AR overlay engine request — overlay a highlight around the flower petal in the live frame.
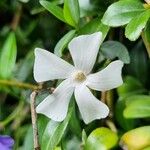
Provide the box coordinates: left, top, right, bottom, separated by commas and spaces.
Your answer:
86, 60, 124, 91
36, 79, 74, 122
68, 32, 102, 74
0, 136, 14, 148
34, 48, 75, 82
0, 143, 7, 150
75, 85, 109, 124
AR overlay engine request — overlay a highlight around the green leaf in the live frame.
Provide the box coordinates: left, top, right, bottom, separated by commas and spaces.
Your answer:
102, 0, 145, 27
124, 95, 150, 118
22, 126, 33, 150
100, 41, 130, 64
82, 129, 87, 145
40, 0, 66, 23
79, 17, 109, 41
54, 30, 76, 57
38, 115, 49, 144
84, 127, 118, 150
120, 126, 150, 150
63, 0, 80, 27
0, 32, 17, 79
127, 41, 149, 85
69, 102, 82, 137
144, 19, 150, 43
117, 76, 146, 98
115, 98, 136, 131
41, 102, 74, 150
125, 9, 150, 41
143, 146, 150, 150
15, 50, 34, 81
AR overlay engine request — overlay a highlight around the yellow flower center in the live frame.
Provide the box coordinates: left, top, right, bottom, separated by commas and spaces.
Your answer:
73, 71, 86, 82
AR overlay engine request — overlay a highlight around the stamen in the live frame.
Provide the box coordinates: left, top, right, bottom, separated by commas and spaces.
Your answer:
73, 71, 86, 82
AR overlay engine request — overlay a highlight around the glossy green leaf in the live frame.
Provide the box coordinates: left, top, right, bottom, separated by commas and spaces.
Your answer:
115, 98, 136, 131
0, 32, 17, 79
102, 0, 145, 27
127, 41, 149, 85
40, 0, 66, 23
120, 126, 150, 150
63, 0, 80, 27
41, 102, 74, 150
117, 76, 146, 98
38, 115, 49, 143
100, 41, 130, 64
124, 95, 150, 118
125, 9, 150, 41
79, 17, 109, 41
84, 127, 118, 150
54, 30, 76, 57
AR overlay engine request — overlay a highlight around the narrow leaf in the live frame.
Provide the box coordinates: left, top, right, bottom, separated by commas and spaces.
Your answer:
54, 30, 76, 57
40, 0, 66, 23
0, 32, 17, 79
63, 0, 80, 27
41, 102, 74, 150
15, 50, 34, 81
22, 126, 33, 150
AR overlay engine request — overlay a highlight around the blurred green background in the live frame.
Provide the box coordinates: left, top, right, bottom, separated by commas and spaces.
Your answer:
0, 0, 150, 150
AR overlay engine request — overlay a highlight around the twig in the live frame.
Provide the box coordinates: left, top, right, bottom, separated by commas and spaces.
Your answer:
11, 4, 22, 31
0, 79, 41, 90
30, 91, 40, 150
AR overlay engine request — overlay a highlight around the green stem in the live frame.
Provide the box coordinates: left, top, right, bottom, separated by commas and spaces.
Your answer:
0, 79, 41, 90
0, 100, 24, 128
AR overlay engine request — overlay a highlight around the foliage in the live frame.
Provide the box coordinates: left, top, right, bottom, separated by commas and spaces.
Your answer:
0, 0, 150, 150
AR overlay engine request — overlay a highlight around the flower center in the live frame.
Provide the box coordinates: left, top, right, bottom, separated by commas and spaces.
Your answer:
73, 71, 86, 82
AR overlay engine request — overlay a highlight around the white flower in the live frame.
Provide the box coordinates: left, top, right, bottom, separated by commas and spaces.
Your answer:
34, 32, 124, 124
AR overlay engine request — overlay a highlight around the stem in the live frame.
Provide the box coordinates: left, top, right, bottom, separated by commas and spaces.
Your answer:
0, 100, 24, 129
106, 120, 117, 133
11, 106, 29, 130
141, 32, 150, 57
30, 91, 40, 150
101, 91, 107, 103
0, 79, 41, 90
11, 4, 22, 30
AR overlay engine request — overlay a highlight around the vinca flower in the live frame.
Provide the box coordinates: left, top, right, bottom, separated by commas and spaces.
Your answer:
0, 135, 14, 150
34, 32, 124, 124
